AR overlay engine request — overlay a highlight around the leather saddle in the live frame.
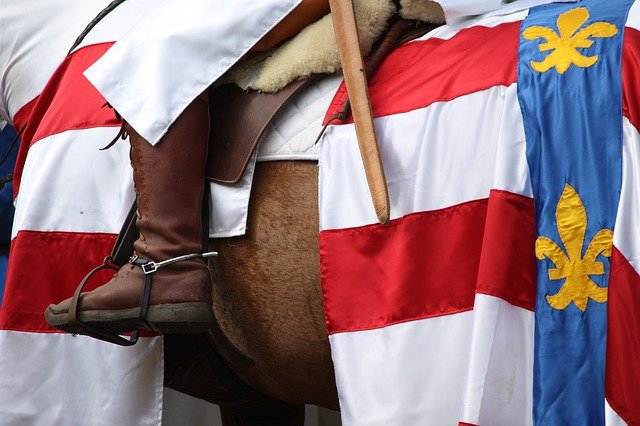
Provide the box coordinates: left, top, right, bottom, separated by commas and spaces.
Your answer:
205, 78, 312, 184
205, 19, 437, 185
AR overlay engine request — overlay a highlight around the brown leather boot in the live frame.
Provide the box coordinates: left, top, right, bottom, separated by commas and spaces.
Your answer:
45, 97, 214, 338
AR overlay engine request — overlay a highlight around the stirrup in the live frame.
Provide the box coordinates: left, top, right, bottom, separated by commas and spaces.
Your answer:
67, 251, 217, 347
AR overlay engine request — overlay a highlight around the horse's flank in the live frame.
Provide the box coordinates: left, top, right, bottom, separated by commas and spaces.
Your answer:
210, 160, 338, 409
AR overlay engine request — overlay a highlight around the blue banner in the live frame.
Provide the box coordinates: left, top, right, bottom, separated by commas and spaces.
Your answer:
0, 124, 18, 306
518, 0, 633, 423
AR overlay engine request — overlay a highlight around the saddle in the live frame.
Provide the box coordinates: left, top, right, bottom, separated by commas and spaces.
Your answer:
205, 78, 312, 184
206, 18, 436, 185
67, 0, 438, 403
99, 15, 437, 397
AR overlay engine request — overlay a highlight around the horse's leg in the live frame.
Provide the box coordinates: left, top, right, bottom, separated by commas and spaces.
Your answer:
210, 160, 339, 409
164, 334, 305, 425
219, 400, 305, 426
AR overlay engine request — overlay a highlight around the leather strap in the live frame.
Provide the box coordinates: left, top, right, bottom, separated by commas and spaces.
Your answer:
329, 0, 390, 224
206, 78, 313, 184
68, 0, 127, 55
110, 201, 139, 267
68, 256, 140, 346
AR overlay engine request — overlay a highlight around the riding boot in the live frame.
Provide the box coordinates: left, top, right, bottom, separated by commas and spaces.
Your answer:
44, 97, 213, 335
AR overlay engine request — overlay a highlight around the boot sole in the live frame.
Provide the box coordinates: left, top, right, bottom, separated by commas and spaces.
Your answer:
45, 302, 213, 335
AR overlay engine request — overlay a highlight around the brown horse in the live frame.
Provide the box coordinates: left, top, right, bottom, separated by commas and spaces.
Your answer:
0, 1, 445, 423
165, 160, 337, 425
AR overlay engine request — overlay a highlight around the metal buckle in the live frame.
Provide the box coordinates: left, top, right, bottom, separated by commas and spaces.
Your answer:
138, 251, 218, 275
141, 262, 158, 275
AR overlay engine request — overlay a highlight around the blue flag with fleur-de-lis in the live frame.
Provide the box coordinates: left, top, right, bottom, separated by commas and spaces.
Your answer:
518, 0, 634, 423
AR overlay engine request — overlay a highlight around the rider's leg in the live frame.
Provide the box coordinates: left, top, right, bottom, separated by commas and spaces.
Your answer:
45, 95, 213, 334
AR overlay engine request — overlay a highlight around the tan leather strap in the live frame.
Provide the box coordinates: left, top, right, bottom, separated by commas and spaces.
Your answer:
329, 0, 390, 224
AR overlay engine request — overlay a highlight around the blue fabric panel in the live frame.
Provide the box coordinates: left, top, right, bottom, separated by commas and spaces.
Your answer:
518, 0, 633, 423
0, 125, 18, 248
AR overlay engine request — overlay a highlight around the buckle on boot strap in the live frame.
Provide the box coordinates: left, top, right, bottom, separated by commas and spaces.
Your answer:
131, 251, 218, 275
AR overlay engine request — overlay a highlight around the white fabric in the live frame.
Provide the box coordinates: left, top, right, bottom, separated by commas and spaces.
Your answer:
436, 0, 576, 27
605, 400, 628, 426
319, 84, 522, 231
257, 75, 342, 162
0, 331, 164, 426
422, 9, 529, 40
85, 0, 303, 145
614, 118, 640, 274
330, 312, 474, 426
12, 127, 134, 237
626, 0, 640, 30
0, 0, 112, 121
208, 152, 256, 238
318, 49, 535, 423
1, 0, 327, 239
459, 295, 534, 426
71, 0, 162, 54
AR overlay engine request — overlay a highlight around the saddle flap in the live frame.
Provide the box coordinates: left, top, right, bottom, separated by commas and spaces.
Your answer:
206, 78, 313, 184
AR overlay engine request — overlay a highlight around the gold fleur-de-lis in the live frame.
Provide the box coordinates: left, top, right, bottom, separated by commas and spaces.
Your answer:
535, 184, 612, 311
523, 7, 618, 74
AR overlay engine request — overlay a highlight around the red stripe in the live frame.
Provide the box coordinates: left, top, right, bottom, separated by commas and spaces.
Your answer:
0, 230, 116, 332
605, 247, 640, 424
320, 190, 535, 334
320, 199, 485, 334
458, 423, 479, 426
623, 27, 640, 131
476, 190, 536, 311
11, 97, 38, 200
12, 42, 118, 198
324, 22, 520, 124
11, 97, 37, 135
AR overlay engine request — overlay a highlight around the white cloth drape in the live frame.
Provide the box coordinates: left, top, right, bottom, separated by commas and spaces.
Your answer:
85, 0, 302, 145
436, 0, 577, 27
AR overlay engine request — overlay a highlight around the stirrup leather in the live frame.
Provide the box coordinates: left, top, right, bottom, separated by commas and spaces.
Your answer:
68, 251, 217, 347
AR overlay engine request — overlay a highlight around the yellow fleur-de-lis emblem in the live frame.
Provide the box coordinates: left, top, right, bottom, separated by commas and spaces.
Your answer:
523, 7, 618, 74
535, 184, 612, 311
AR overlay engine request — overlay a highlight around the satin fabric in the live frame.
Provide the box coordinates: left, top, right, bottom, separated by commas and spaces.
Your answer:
519, 0, 633, 423
85, 0, 302, 145
437, 0, 577, 27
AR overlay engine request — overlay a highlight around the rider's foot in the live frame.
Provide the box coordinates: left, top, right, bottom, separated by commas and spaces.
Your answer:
44, 96, 213, 338
45, 258, 213, 334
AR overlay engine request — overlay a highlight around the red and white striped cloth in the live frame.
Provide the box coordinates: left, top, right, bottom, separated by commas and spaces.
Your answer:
0, 0, 294, 422
319, 6, 640, 425
0, 2, 169, 424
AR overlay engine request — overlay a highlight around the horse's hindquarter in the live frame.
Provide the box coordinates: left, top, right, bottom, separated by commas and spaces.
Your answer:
210, 160, 338, 409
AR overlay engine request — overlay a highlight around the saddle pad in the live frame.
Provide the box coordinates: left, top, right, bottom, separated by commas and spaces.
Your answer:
257, 74, 342, 161
207, 74, 342, 239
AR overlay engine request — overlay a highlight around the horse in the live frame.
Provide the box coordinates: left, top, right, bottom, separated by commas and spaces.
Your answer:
141, 2, 640, 424
0, 1, 446, 424
164, 160, 338, 424
5, 1, 639, 425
